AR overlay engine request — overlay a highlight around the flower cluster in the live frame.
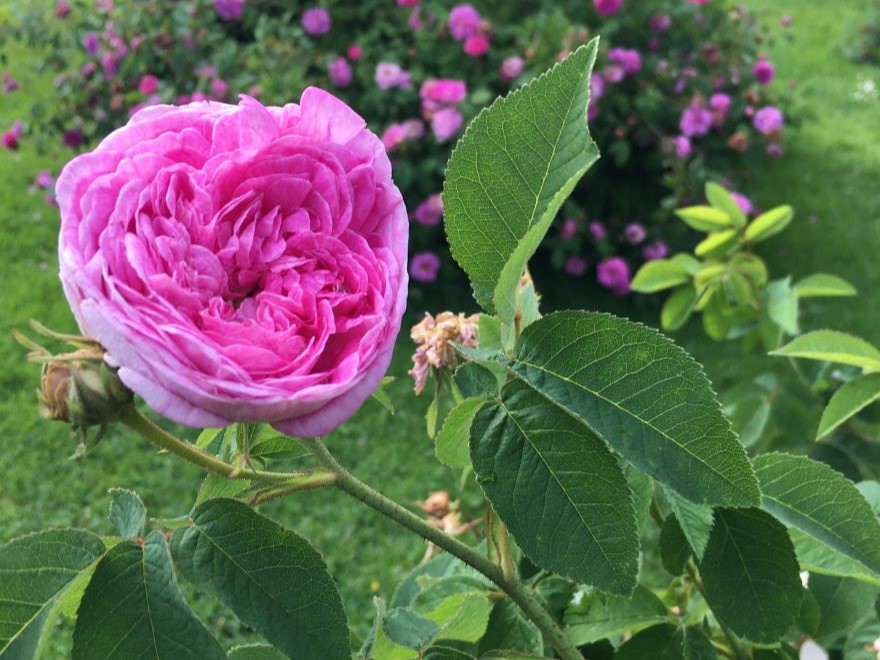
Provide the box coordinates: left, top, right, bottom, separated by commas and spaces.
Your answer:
3, 0, 794, 296
408, 312, 479, 395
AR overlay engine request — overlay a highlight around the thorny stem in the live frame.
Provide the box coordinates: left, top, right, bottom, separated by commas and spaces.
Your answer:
300, 436, 584, 660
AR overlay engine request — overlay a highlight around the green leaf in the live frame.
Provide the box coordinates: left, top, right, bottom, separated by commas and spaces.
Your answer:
0, 529, 105, 656
613, 623, 718, 660
702, 287, 732, 340
107, 488, 146, 538
753, 453, 880, 576
564, 585, 669, 646
698, 508, 802, 644
196, 427, 223, 450
631, 259, 691, 293
454, 362, 502, 399
436, 398, 486, 469
706, 182, 747, 228
367, 599, 420, 660
665, 490, 714, 561
744, 205, 794, 243
660, 515, 691, 576
372, 377, 396, 414
794, 273, 857, 298
843, 613, 880, 660
770, 330, 880, 371
424, 648, 477, 660
72, 532, 224, 660
763, 278, 799, 336
419, 592, 490, 643
506, 312, 760, 507
796, 588, 821, 636
792, 529, 880, 586
227, 644, 288, 660
694, 229, 741, 259
857, 481, 880, 514
383, 608, 442, 650
443, 40, 599, 318
478, 315, 503, 351
194, 474, 253, 506
172, 498, 349, 660
477, 599, 543, 656
808, 574, 879, 642
817, 373, 880, 439
675, 206, 733, 232
470, 379, 639, 594
661, 284, 699, 332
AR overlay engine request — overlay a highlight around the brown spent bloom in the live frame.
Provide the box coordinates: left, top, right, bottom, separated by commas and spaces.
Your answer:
408, 312, 479, 394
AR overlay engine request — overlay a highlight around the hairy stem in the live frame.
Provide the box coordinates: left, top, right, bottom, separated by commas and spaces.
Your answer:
121, 407, 298, 484
301, 437, 583, 660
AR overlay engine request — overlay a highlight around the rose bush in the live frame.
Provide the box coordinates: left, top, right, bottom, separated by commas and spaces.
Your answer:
57, 89, 408, 436
1, 0, 794, 296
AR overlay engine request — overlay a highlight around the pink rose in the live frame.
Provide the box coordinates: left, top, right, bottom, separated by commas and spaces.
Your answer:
463, 33, 490, 57
56, 90, 408, 437
430, 107, 463, 142
138, 74, 158, 96
594, 0, 622, 17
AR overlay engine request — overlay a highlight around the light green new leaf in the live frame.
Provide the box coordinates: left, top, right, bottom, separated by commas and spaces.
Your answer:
107, 488, 146, 538
506, 312, 760, 507
744, 205, 794, 243
661, 284, 700, 332
695, 229, 741, 259
196, 427, 223, 450
665, 489, 714, 561
675, 206, 732, 232
564, 585, 669, 646
817, 373, 880, 439
706, 182, 747, 228
420, 592, 490, 643
792, 529, 880, 586
794, 273, 857, 298
770, 330, 880, 371
631, 259, 692, 293
470, 379, 639, 594
808, 574, 879, 643
699, 508, 802, 644
436, 398, 486, 469
172, 498, 349, 660
753, 453, 880, 577
0, 530, 105, 657
72, 532, 224, 660
443, 40, 599, 319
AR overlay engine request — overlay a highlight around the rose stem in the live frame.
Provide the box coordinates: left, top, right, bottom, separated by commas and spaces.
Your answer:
300, 436, 583, 660
120, 407, 325, 485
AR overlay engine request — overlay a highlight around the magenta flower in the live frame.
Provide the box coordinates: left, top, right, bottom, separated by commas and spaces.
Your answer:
55, 0, 71, 18
464, 33, 490, 57
590, 73, 606, 101
301, 7, 332, 36
411, 251, 441, 282
211, 79, 229, 100
430, 108, 463, 142
565, 256, 588, 276
709, 92, 731, 113
500, 56, 525, 82
597, 257, 631, 296
328, 57, 352, 87
374, 62, 403, 89
753, 106, 783, 136
753, 59, 775, 85
641, 240, 668, 261
56, 90, 408, 437
347, 44, 362, 61
730, 192, 754, 216
561, 218, 578, 240
397, 0, 420, 5
82, 32, 100, 57
674, 135, 692, 159
402, 119, 425, 140
138, 74, 159, 96
589, 221, 607, 241
34, 170, 55, 189
448, 4, 480, 41
650, 14, 672, 32
603, 65, 625, 84
381, 123, 407, 153
420, 79, 467, 106
2, 72, 20, 94
624, 223, 647, 245
608, 48, 642, 75
680, 105, 713, 137
594, 0, 622, 17
2, 120, 23, 151
214, 0, 245, 20
414, 195, 443, 226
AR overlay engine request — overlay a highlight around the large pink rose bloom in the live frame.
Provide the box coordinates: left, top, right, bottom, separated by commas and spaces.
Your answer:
57, 90, 408, 437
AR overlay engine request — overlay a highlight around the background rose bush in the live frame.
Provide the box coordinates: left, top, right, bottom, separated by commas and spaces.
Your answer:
1, 0, 794, 296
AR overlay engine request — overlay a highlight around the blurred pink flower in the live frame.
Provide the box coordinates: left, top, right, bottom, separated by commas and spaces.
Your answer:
214, 0, 244, 20
594, 0, 622, 16
414, 194, 443, 226
464, 34, 490, 57
680, 104, 713, 137
430, 108, 463, 142
500, 56, 524, 82
589, 221, 607, 241
138, 74, 158, 95
34, 170, 55, 189
301, 7, 332, 35
411, 251, 441, 282
753, 58, 775, 85
55, 0, 71, 18
753, 106, 783, 136
642, 240, 668, 261
381, 123, 407, 153
597, 257, 631, 296
347, 44, 362, 60
730, 191, 754, 215
328, 57, 352, 87
674, 135, 692, 158
449, 4, 480, 41
624, 223, 647, 245
561, 218, 578, 240
2, 120, 23, 151
402, 119, 425, 140
608, 48, 642, 75
565, 256, 588, 276
374, 62, 403, 89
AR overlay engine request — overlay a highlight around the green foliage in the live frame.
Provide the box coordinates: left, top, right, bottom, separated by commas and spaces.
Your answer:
436, 398, 486, 469
817, 373, 880, 439
106, 488, 146, 538
699, 508, 802, 643
72, 532, 224, 659
172, 498, 350, 660
754, 453, 880, 578
477, 600, 543, 656
771, 330, 880, 371
564, 586, 669, 646
504, 312, 759, 507
614, 624, 718, 660
443, 40, 599, 320
470, 379, 639, 594
0, 530, 105, 657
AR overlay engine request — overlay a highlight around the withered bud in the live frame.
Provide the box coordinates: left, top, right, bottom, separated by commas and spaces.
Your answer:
419, 490, 451, 518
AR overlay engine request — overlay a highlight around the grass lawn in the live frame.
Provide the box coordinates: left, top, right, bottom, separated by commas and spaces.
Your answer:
0, 0, 878, 654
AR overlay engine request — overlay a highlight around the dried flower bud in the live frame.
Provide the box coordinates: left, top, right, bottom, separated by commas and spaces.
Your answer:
419, 490, 451, 518
409, 312, 480, 394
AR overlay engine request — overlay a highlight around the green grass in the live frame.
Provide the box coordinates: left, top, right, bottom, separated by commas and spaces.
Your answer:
1, 0, 879, 654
